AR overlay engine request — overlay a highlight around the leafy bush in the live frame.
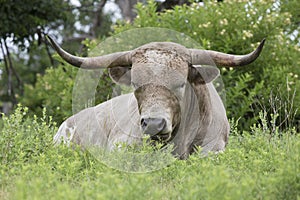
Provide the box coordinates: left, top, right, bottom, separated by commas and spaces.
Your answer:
114, 0, 300, 131
20, 67, 114, 124
224, 71, 265, 129
0, 106, 56, 165
0, 106, 299, 199
20, 65, 77, 123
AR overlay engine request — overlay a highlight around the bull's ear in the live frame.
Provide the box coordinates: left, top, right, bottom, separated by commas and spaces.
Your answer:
108, 67, 131, 86
188, 65, 220, 84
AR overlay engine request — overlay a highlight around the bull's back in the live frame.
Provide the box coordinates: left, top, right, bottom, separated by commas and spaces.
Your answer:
54, 93, 142, 149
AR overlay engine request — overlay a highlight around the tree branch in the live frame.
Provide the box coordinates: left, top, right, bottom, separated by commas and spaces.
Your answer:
0, 40, 12, 97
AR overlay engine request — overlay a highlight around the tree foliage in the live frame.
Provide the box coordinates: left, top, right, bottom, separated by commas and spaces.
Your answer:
0, 0, 70, 47
0, 0, 74, 108
0, 0, 114, 111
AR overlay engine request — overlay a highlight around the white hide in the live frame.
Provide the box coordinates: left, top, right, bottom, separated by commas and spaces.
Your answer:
54, 82, 229, 158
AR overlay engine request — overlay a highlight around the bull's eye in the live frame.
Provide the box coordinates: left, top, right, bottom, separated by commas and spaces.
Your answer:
131, 82, 138, 89
173, 82, 186, 96
176, 82, 186, 90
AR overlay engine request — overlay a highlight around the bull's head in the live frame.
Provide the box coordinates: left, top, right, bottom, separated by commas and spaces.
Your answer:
47, 36, 265, 142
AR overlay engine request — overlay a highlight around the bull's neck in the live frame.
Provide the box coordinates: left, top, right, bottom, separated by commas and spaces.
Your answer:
172, 82, 212, 159
190, 83, 212, 121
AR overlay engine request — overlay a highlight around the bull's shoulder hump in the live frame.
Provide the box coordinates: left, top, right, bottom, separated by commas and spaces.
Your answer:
94, 93, 135, 108
68, 93, 136, 121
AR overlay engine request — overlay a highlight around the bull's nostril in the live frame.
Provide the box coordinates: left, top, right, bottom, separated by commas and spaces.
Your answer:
157, 118, 166, 132
141, 117, 167, 135
141, 118, 148, 130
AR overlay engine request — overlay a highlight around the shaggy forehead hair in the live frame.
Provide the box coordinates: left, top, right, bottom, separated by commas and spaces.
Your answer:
132, 43, 190, 72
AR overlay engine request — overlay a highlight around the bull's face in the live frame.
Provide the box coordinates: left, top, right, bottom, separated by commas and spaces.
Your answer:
109, 47, 220, 142
131, 50, 189, 141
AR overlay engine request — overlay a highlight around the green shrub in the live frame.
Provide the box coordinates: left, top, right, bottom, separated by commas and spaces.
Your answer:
0, 106, 299, 199
224, 71, 265, 129
20, 65, 76, 123
0, 105, 56, 166
20, 65, 114, 124
20, 38, 115, 124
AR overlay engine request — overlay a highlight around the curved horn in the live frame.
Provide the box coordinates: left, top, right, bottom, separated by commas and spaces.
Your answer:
189, 39, 265, 67
46, 35, 132, 69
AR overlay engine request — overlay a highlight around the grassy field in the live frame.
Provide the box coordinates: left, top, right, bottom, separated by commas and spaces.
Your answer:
0, 106, 299, 200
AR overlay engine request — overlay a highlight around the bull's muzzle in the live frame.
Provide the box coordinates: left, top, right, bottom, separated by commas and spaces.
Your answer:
141, 117, 167, 138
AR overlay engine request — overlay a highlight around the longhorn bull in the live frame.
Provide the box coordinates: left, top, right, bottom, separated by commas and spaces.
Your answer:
47, 35, 265, 159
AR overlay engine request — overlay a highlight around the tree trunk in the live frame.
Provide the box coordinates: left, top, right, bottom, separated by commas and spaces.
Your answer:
0, 40, 12, 97
157, 0, 191, 12
91, 0, 108, 38
3, 39, 23, 97
115, 0, 140, 22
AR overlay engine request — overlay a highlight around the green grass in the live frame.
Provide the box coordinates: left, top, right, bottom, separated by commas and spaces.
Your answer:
0, 106, 299, 200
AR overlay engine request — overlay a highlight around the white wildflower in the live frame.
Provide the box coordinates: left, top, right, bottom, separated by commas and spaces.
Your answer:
242, 30, 253, 39
202, 22, 211, 28
220, 29, 226, 35
284, 18, 291, 25
220, 18, 228, 26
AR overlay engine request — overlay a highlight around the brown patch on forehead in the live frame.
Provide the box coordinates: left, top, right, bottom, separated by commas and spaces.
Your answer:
131, 42, 190, 76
